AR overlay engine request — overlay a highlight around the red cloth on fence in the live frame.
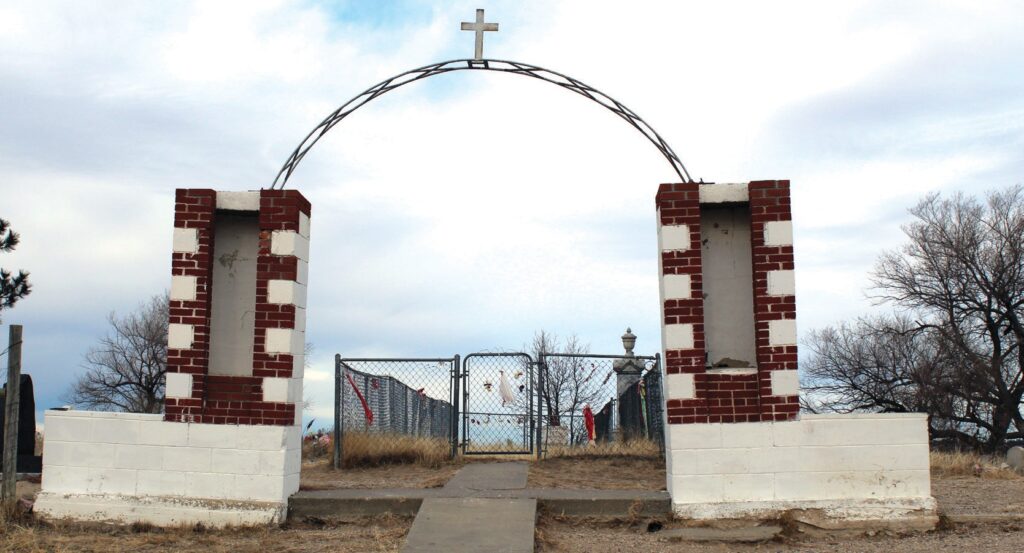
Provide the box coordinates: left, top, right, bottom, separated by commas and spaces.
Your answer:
583, 404, 595, 442
346, 371, 374, 425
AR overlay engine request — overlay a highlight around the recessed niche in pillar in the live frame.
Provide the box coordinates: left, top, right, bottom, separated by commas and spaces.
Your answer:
208, 211, 259, 376
700, 204, 757, 368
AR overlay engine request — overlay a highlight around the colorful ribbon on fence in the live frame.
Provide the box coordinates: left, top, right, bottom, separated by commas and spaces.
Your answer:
346, 370, 374, 425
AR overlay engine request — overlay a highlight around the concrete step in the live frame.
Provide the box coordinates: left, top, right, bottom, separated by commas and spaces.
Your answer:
402, 497, 536, 553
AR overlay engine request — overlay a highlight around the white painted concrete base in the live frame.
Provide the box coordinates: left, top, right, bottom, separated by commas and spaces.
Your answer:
33, 492, 286, 526
36, 410, 301, 527
666, 414, 936, 523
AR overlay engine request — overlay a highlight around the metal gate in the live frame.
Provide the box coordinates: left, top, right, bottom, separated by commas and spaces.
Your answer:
462, 353, 535, 455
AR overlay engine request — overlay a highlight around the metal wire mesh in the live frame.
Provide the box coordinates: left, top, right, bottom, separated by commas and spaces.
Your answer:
334, 357, 457, 463
540, 353, 663, 453
462, 353, 534, 455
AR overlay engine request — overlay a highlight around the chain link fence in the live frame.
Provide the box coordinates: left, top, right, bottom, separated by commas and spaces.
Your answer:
333, 356, 458, 467
539, 353, 662, 454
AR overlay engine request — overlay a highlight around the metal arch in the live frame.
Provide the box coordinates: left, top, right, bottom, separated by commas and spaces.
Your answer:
270, 58, 693, 189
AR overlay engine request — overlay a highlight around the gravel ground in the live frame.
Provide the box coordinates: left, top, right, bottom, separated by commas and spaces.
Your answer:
932, 476, 1024, 514
536, 519, 1024, 552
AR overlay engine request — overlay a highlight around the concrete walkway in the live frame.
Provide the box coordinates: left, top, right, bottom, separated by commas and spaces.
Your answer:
402, 463, 536, 553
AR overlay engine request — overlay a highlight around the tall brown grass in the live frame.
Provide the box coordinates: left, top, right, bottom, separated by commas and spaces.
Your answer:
320, 432, 451, 469
543, 438, 661, 459
930, 450, 1021, 480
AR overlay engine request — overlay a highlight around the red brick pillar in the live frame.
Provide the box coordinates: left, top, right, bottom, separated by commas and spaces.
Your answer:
164, 189, 310, 426
656, 183, 709, 424
749, 180, 799, 421
165, 189, 216, 422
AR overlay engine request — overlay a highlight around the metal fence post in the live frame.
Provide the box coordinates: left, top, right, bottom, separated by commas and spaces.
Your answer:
2, 325, 23, 503
451, 354, 460, 459
535, 356, 544, 459
333, 354, 342, 470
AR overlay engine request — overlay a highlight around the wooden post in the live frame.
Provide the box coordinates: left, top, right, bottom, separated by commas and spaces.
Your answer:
2, 325, 22, 504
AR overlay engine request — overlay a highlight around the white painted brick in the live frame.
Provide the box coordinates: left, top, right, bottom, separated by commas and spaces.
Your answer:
764, 220, 794, 246
45, 415, 94, 443
91, 418, 141, 445
665, 373, 696, 400
669, 424, 723, 450
664, 323, 695, 350
296, 259, 309, 285
75, 442, 117, 468
41, 465, 91, 493
294, 307, 306, 332
170, 275, 197, 301
796, 444, 929, 473
662, 274, 691, 299
136, 469, 187, 497
42, 440, 71, 466
267, 280, 307, 307
172, 227, 199, 253
284, 448, 301, 475
86, 468, 138, 495
168, 323, 194, 350
722, 473, 775, 502
262, 377, 289, 403
285, 427, 302, 450
770, 370, 799, 396
768, 319, 797, 346
767, 270, 795, 296
265, 328, 303, 355
215, 191, 259, 211
772, 416, 929, 447
259, 450, 287, 474
671, 474, 724, 503
165, 372, 193, 399
298, 212, 310, 238
137, 420, 189, 447
163, 447, 212, 472
114, 445, 165, 471
291, 354, 305, 379
699, 182, 749, 204
211, 449, 261, 475
188, 423, 238, 449
186, 472, 234, 500
235, 425, 288, 451
774, 469, 930, 501
720, 422, 774, 448
270, 230, 309, 261
233, 474, 286, 502
659, 224, 690, 251
285, 472, 301, 495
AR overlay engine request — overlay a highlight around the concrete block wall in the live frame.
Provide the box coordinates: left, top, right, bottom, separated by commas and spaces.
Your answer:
35, 410, 301, 525
666, 414, 934, 519
165, 189, 310, 426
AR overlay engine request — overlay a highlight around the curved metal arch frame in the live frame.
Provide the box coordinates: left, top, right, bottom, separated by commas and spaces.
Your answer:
270, 58, 693, 189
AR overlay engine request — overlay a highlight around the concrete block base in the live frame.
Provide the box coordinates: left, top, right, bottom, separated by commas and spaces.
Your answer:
38, 410, 301, 527
34, 492, 286, 527
666, 413, 936, 526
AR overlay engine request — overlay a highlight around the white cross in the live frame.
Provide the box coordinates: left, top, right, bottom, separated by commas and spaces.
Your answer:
461, 9, 498, 60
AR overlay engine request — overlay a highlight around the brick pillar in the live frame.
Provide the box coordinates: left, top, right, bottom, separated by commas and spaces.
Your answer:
164, 189, 310, 426
166, 189, 216, 422
656, 182, 709, 424
749, 180, 799, 421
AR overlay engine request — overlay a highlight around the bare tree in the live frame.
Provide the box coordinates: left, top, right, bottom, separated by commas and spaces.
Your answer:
65, 294, 168, 413
528, 331, 610, 428
806, 186, 1024, 451
0, 218, 31, 323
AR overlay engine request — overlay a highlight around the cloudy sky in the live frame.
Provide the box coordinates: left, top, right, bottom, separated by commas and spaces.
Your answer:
1, 0, 1021, 428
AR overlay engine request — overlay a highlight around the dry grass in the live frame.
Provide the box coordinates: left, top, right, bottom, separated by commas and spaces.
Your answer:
333, 432, 452, 469
0, 516, 412, 553
300, 457, 461, 490
543, 439, 662, 459
930, 450, 1022, 480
